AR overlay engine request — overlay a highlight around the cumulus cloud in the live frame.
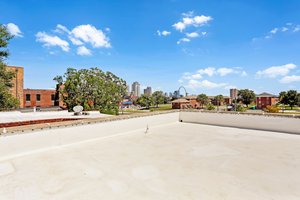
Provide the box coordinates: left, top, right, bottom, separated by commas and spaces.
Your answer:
197, 67, 215, 77
187, 79, 227, 89
54, 24, 70, 34
77, 46, 92, 56
280, 75, 300, 83
36, 24, 111, 54
6, 23, 23, 37
177, 38, 190, 44
256, 63, 297, 78
71, 24, 110, 48
186, 32, 199, 38
157, 30, 171, 36
36, 32, 70, 52
173, 13, 212, 32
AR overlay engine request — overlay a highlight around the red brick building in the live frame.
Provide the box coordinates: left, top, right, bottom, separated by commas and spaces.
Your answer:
171, 99, 190, 109
23, 89, 58, 108
256, 92, 278, 109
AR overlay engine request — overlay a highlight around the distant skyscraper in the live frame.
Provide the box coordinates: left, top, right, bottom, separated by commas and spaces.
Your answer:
144, 86, 152, 95
230, 88, 238, 99
132, 81, 140, 97
126, 85, 130, 96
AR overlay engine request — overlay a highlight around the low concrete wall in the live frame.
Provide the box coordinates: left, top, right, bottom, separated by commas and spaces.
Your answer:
179, 111, 300, 134
0, 112, 179, 161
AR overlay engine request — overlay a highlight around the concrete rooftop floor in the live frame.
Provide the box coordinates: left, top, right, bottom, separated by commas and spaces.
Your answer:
0, 113, 300, 200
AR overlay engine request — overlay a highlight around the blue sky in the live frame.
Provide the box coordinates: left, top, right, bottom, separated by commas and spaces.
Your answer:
1, 0, 300, 96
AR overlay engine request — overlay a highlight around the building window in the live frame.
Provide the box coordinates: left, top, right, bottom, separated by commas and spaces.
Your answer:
36, 94, 41, 102
26, 94, 30, 101
51, 94, 55, 101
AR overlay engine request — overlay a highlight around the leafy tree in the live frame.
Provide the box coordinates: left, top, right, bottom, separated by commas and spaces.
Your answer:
152, 91, 165, 107
238, 89, 256, 107
0, 24, 19, 110
197, 93, 209, 108
279, 91, 289, 105
214, 94, 224, 106
297, 93, 300, 107
136, 94, 153, 109
286, 90, 298, 110
54, 67, 127, 115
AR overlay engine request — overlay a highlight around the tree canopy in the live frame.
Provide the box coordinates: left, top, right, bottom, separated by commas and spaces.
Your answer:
0, 24, 19, 110
197, 93, 209, 108
136, 94, 153, 109
238, 89, 256, 107
214, 94, 224, 106
152, 91, 166, 107
279, 90, 299, 109
54, 67, 127, 115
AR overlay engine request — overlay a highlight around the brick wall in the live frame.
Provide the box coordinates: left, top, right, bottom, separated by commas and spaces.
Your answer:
23, 89, 56, 108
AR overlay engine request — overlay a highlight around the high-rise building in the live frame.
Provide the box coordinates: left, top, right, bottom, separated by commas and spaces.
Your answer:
143, 86, 152, 95
132, 81, 140, 97
126, 84, 130, 96
230, 88, 238, 99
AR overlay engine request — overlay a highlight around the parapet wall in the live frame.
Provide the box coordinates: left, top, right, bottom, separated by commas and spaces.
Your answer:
179, 111, 300, 135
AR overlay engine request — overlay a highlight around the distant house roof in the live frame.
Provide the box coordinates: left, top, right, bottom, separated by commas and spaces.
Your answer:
256, 92, 277, 97
172, 99, 190, 103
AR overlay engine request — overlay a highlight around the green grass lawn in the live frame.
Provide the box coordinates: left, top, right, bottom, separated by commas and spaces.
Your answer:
149, 104, 172, 112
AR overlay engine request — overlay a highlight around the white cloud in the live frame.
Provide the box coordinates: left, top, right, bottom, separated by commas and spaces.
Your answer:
280, 75, 300, 83
77, 46, 92, 56
256, 63, 297, 78
187, 79, 227, 89
6, 23, 23, 37
186, 32, 199, 38
293, 25, 300, 32
69, 36, 84, 45
173, 22, 186, 32
197, 67, 215, 76
282, 27, 288, 32
173, 12, 212, 32
36, 32, 70, 52
270, 28, 278, 34
177, 38, 190, 44
193, 15, 212, 26
157, 30, 171, 36
54, 24, 70, 34
201, 32, 207, 36
162, 30, 171, 36
71, 24, 110, 48
216, 68, 234, 76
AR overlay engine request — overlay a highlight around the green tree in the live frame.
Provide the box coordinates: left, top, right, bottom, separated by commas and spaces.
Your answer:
0, 24, 19, 110
136, 94, 153, 109
152, 91, 165, 107
214, 94, 224, 106
196, 93, 209, 108
238, 89, 256, 107
54, 67, 126, 115
286, 90, 298, 110
279, 91, 289, 105
297, 93, 300, 107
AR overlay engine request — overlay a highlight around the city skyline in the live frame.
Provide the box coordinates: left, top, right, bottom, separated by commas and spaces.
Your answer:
1, 0, 300, 95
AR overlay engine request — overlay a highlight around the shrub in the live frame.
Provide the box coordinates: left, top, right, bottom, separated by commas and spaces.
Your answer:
206, 103, 215, 110
236, 104, 247, 112
266, 105, 279, 113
